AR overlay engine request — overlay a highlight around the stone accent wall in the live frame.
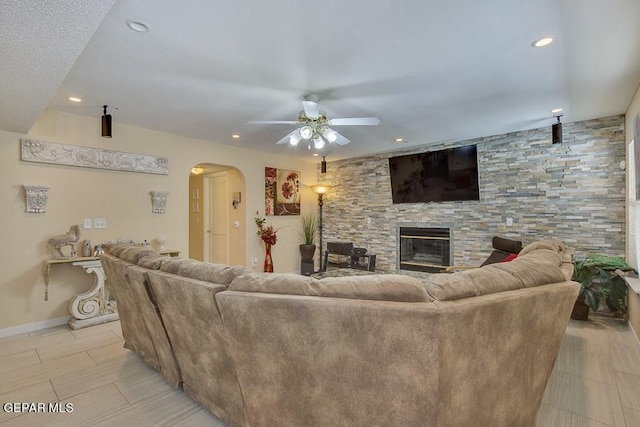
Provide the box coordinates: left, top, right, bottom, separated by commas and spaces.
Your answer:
318, 115, 626, 272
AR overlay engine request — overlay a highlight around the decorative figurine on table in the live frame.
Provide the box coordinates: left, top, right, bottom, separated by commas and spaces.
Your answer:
47, 225, 81, 259
93, 244, 104, 256
82, 240, 92, 257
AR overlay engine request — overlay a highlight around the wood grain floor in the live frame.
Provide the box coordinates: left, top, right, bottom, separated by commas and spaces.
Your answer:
1, 315, 639, 426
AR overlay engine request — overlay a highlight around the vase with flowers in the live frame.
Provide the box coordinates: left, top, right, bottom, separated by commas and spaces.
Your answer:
255, 212, 278, 272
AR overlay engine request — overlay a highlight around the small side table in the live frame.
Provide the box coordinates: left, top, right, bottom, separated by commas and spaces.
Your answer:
42, 257, 119, 330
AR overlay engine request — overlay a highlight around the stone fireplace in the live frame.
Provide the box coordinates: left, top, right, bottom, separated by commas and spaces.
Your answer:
398, 225, 452, 273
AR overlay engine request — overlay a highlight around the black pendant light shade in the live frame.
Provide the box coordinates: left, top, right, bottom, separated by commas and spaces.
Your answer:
102, 105, 112, 138
321, 156, 327, 174
552, 115, 562, 144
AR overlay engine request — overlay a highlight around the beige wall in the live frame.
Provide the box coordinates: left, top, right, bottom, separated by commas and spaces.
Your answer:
0, 109, 316, 330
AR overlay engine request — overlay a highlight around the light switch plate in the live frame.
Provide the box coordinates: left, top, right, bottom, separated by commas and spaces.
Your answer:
94, 218, 107, 229
83, 218, 92, 229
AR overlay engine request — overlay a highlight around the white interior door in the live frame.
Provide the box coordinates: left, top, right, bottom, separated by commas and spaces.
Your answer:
204, 172, 229, 264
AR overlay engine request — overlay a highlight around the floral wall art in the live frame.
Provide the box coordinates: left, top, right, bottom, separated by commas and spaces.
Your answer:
265, 167, 300, 216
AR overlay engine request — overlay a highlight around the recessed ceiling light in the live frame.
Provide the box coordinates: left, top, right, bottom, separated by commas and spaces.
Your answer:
231, 134, 240, 139
313, 153, 319, 157
126, 20, 150, 33
550, 108, 563, 114
395, 137, 406, 143
68, 96, 82, 103
532, 37, 554, 48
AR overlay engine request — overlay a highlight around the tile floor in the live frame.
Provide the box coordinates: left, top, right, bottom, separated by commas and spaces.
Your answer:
1, 315, 639, 426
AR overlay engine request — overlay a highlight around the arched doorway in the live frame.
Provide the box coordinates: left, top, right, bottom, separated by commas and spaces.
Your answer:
189, 163, 246, 265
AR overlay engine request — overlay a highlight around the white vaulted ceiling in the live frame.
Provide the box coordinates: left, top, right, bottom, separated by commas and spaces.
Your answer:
2, 0, 640, 160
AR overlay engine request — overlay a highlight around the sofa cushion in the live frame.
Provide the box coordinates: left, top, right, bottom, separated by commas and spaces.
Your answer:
423, 266, 522, 301
519, 239, 566, 257
423, 271, 478, 301
229, 273, 317, 294
319, 274, 432, 302
116, 246, 158, 264
137, 255, 169, 270
229, 272, 432, 302
106, 245, 126, 257
484, 258, 566, 289
158, 258, 198, 274
518, 248, 561, 266
177, 261, 249, 285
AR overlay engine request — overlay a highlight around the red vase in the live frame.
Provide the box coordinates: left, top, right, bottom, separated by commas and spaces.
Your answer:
264, 243, 274, 272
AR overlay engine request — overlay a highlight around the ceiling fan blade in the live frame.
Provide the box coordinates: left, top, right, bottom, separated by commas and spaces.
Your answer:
247, 120, 298, 125
328, 117, 380, 126
276, 130, 299, 145
302, 101, 320, 119
333, 132, 351, 146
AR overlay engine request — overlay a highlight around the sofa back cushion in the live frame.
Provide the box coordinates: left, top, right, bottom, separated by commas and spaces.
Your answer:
229, 273, 432, 302
146, 257, 248, 285
108, 245, 158, 264
137, 255, 170, 270
177, 261, 248, 285
158, 258, 196, 274
424, 239, 568, 301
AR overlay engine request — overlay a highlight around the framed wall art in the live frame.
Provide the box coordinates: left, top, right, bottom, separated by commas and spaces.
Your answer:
265, 167, 300, 216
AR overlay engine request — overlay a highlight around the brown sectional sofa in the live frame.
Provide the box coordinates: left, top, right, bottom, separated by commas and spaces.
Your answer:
101, 239, 579, 427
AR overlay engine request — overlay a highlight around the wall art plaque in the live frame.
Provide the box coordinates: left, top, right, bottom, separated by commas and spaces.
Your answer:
21, 139, 168, 175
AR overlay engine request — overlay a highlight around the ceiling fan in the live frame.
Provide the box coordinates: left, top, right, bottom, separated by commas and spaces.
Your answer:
247, 95, 380, 149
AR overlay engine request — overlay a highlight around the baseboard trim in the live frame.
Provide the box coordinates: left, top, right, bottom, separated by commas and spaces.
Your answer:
629, 319, 640, 348
0, 316, 70, 339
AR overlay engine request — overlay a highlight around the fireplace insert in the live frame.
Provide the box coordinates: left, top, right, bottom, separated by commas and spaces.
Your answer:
399, 227, 451, 273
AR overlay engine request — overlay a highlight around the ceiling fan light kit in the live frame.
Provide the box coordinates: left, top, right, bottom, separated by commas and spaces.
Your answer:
247, 96, 380, 150
299, 126, 313, 140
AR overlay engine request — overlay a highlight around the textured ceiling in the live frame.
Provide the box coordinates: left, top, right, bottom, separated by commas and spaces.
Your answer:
2, 0, 640, 161
0, 0, 115, 133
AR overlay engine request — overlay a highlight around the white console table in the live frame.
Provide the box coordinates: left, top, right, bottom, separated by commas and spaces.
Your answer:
42, 257, 119, 330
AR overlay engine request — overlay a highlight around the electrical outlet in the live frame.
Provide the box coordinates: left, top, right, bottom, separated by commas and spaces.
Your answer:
506, 217, 513, 227
94, 218, 107, 229
83, 218, 92, 229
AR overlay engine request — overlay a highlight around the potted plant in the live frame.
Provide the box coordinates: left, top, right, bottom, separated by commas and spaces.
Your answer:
571, 254, 635, 320
299, 212, 318, 261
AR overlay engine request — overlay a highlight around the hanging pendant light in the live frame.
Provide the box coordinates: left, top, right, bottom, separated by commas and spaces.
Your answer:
321, 155, 327, 174
101, 105, 112, 138
552, 114, 562, 144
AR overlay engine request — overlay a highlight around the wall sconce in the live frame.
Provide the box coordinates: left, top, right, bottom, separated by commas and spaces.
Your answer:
552, 114, 563, 144
102, 105, 112, 138
23, 185, 49, 213
312, 184, 332, 270
150, 191, 169, 214
232, 192, 242, 209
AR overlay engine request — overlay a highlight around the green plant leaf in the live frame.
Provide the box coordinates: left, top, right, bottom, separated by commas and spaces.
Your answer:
299, 212, 318, 245
573, 254, 635, 315
582, 287, 601, 312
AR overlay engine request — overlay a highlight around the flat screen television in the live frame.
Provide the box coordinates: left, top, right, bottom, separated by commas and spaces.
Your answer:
389, 145, 480, 203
